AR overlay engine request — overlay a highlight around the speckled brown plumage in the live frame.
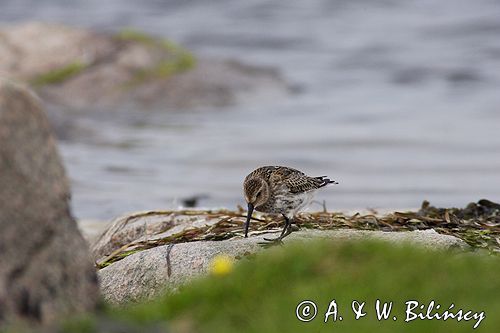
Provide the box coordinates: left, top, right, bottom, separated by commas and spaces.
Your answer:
243, 166, 338, 240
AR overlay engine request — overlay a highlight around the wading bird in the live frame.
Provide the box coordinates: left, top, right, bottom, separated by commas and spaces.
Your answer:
243, 166, 338, 241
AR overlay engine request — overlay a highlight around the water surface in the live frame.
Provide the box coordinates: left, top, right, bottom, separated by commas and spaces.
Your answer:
2, 0, 500, 219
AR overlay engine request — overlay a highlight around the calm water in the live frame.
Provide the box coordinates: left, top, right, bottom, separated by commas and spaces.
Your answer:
2, 0, 500, 220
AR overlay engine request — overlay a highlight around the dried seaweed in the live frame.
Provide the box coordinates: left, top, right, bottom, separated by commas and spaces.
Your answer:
96, 199, 500, 269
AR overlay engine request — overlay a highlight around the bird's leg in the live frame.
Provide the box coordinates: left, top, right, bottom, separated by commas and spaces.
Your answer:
263, 214, 293, 242
279, 214, 291, 237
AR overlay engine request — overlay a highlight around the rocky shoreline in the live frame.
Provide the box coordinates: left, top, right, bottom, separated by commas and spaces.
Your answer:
83, 200, 500, 304
1, 22, 500, 329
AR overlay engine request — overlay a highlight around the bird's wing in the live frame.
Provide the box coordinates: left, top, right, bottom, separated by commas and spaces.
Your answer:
285, 174, 326, 193
269, 167, 325, 194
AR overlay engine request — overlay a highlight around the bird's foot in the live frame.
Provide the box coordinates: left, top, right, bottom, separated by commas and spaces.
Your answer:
258, 238, 284, 248
260, 227, 293, 246
263, 235, 285, 242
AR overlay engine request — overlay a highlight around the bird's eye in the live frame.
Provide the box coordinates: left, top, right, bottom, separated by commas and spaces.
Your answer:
256, 191, 261, 197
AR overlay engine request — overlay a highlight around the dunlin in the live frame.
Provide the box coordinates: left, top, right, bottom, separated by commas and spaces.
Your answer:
243, 166, 338, 240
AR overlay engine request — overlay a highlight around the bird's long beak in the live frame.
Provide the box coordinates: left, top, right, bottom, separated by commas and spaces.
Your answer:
244, 203, 254, 238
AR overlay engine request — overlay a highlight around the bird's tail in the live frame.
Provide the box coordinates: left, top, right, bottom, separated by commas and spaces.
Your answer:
315, 176, 339, 188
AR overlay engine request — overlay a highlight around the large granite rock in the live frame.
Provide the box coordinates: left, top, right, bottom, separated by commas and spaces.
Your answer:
0, 79, 99, 326
0, 22, 289, 114
98, 227, 468, 304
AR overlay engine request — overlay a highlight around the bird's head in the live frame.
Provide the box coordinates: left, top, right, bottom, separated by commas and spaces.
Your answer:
244, 177, 270, 208
243, 177, 270, 237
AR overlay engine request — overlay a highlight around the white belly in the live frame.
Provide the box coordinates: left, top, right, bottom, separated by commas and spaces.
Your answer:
274, 191, 315, 218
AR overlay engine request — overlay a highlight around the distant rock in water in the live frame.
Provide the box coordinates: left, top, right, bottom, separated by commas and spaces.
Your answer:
0, 22, 289, 114
0, 79, 99, 327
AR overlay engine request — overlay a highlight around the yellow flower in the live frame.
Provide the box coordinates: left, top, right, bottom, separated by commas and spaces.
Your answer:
210, 254, 234, 276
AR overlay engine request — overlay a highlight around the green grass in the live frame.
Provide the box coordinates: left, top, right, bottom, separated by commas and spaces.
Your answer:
63, 239, 500, 332
30, 62, 86, 87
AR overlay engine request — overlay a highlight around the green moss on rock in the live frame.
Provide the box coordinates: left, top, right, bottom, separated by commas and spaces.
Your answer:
116, 28, 196, 84
116, 29, 157, 45
30, 62, 86, 87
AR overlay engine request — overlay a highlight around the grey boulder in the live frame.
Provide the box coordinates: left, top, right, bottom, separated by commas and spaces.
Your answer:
0, 79, 99, 326
98, 228, 468, 304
